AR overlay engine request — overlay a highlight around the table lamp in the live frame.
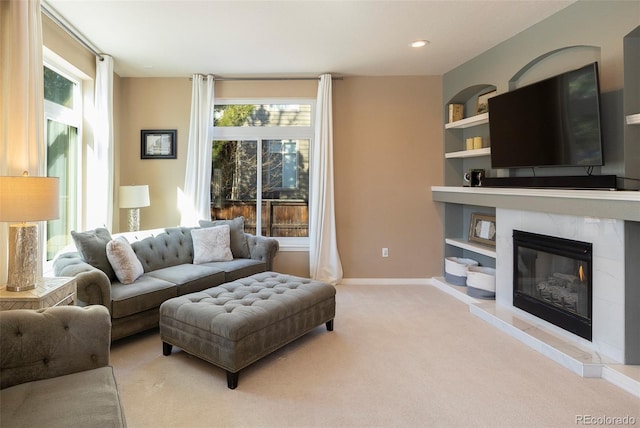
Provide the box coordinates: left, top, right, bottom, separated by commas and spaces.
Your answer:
0, 173, 59, 291
119, 185, 150, 232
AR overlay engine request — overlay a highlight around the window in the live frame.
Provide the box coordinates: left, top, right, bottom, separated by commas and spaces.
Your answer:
44, 63, 81, 260
212, 101, 313, 244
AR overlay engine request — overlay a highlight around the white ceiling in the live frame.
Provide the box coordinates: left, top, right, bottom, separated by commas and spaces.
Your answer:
45, 0, 576, 78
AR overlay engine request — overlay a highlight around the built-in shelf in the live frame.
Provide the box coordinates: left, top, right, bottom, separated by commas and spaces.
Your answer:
444, 112, 489, 129
445, 238, 496, 258
445, 147, 491, 159
626, 113, 640, 125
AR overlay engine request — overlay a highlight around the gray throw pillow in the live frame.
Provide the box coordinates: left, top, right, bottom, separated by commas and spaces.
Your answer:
71, 228, 115, 280
199, 216, 250, 259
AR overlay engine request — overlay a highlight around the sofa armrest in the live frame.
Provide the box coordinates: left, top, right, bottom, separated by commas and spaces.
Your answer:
246, 234, 279, 271
0, 305, 111, 389
53, 252, 112, 309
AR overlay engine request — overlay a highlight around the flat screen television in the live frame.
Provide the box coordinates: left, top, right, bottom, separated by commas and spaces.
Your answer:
488, 62, 604, 169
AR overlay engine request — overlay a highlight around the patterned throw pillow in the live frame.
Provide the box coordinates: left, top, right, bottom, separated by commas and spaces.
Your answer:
191, 225, 233, 264
198, 216, 250, 259
106, 237, 144, 284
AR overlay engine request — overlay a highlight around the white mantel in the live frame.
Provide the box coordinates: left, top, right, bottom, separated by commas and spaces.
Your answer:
431, 186, 640, 222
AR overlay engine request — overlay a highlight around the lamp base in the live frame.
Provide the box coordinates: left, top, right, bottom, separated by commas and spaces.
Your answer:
127, 208, 140, 232
6, 223, 38, 292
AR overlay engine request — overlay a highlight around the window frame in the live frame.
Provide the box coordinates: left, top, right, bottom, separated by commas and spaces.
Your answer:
212, 98, 315, 251
43, 50, 84, 262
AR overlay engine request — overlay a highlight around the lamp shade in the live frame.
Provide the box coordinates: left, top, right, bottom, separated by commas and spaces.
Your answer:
119, 185, 150, 208
0, 176, 59, 222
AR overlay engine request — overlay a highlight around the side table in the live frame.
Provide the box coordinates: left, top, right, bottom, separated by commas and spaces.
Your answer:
0, 277, 77, 311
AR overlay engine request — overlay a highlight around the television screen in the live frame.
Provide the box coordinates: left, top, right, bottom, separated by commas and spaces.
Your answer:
489, 62, 603, 169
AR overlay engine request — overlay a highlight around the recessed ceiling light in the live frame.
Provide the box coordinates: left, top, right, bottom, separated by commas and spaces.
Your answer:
410, 40, 429, 48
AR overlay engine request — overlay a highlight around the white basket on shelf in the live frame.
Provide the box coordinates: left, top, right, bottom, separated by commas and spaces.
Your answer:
466, 266, 496, 299
444, 257, 479, 286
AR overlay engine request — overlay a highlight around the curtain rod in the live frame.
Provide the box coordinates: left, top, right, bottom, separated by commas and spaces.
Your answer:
191, 76, 343, 81
41, 1, 104, 61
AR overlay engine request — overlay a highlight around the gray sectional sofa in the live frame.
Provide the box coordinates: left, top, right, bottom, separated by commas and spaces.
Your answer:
53, 217, 279, 341
0, 305, 126, 427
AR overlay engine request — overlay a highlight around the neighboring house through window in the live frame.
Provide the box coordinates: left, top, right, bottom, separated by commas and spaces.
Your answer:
212, 100, 313, 248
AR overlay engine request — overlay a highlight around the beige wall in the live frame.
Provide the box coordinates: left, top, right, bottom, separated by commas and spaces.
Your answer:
332, 77, 443, 278
118, 76, 444, 279
43, 15, 95, 78
117, 78, 192, 231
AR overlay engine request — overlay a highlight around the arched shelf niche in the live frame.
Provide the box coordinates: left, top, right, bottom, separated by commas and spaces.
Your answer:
508, 45, 601, 91
448, 84, 497, 121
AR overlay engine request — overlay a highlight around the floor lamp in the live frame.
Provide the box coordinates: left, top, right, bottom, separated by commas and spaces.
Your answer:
0, 173, 59, 291
120, 185, 150, 232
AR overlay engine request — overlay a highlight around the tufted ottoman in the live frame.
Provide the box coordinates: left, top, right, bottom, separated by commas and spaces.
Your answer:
159, 272, 336, 389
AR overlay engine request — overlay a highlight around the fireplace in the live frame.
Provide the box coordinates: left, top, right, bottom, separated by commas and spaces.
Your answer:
513, 230, 592, 341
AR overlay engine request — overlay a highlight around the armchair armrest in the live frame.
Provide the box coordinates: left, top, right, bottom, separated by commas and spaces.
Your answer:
246, 234, 279, 271
53, 252, 112, 310
0, 305, 111, 389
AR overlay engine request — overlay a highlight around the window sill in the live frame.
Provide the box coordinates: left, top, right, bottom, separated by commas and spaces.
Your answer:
276, 237, 309, 252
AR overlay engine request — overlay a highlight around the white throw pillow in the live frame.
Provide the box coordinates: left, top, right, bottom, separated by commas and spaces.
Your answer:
106, 236, 144, 284
192, 225, 233, 264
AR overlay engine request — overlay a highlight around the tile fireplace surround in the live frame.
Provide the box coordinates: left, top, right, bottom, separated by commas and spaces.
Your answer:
431, 186, 640, 397
496, 209, 626, 362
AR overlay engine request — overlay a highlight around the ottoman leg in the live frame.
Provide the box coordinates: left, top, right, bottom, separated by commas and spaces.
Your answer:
162, 342, 173, 356
226, 371, 239, 389
326, 319, 334, 331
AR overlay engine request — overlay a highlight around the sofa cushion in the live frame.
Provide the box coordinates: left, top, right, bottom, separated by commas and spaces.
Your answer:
199, 217, 250, 259
110, 276, 177, 319
106, 237, 144, 284
0, 366, 126, 428
202, 258, 267, 282
146, 264, 226, 295
71, 228, 115, 280
192, 225, 233, 264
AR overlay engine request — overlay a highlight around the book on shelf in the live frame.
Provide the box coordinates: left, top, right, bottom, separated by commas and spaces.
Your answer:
448, 103, 464, 123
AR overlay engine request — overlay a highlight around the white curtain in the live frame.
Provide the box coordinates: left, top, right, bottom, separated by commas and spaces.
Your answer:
86, 55, 114, 230
309, 74, 343, 285
180, 74, 214, 226
0, 0, 46, 283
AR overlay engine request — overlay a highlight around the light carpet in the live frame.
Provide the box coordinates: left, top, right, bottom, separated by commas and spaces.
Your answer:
110, 283, 639, 427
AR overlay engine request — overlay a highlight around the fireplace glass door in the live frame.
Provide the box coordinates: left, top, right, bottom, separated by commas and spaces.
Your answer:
513, 230, 592, 341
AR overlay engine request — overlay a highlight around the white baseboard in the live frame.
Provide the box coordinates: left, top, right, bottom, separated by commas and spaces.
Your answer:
601, 365, 640, 398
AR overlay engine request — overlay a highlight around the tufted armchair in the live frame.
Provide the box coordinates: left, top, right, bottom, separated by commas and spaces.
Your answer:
0, 305, 126, 427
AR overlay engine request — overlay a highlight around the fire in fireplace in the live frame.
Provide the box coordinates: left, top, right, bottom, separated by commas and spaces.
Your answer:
513, 230, 592, 341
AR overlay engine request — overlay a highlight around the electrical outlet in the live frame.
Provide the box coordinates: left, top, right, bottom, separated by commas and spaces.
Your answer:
382, 247, 389, 257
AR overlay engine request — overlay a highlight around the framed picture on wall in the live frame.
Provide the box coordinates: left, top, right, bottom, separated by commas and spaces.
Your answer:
469, 213, 496, 247
141, 129, 177, 159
